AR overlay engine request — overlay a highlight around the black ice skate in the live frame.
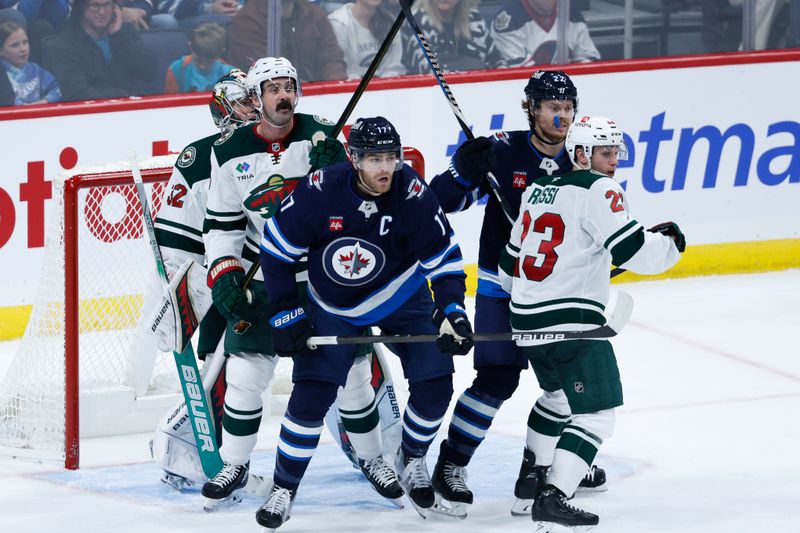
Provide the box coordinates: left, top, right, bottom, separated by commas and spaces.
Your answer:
255, 484, 295, 532
359, 456, 404, 506
201, 461, 249, 511
575, 465, 607, 495
431, 459, 473, 519
511, 448, 548, 517
532, 484, 599, 532
395, 447, 435, 518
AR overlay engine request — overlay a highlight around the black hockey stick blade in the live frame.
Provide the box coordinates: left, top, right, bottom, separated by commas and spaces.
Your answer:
308, 291, 634, 346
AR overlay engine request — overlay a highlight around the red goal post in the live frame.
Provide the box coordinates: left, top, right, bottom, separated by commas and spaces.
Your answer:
0, 148, 425, 470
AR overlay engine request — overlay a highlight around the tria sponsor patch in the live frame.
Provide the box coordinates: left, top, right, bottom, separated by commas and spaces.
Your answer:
329, 216, 344, 232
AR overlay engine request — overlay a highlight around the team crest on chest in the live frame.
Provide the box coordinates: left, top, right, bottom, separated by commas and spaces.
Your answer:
512, 171, 527, 188
322, 237, 385, 286
328, 216, 343, 232
243, 175, 298, 219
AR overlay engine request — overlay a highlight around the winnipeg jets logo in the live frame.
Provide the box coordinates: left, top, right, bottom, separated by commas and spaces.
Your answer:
493, 132, 510, 145
309, 170, 324, 191
405, 178, 425, 200
322, 237, 384, 286
539, 158, 559, 176
358, 200, 378, 219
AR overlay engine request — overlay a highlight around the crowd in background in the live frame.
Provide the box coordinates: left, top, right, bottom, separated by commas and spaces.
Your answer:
1, 0, 798, 106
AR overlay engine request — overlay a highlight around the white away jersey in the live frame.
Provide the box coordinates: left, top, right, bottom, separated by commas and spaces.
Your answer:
498, 169, 680, 339
328, 4, 405, 80
204, 114, 340, 279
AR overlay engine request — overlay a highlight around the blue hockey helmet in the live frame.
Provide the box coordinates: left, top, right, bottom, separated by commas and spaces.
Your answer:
524, 70, 578, 109
347, 116, 403, 171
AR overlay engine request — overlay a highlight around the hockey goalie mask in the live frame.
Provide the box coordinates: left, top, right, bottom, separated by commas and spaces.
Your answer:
209, 69, 256, 134
347, 116, 404, 173
565, 116, 629, 168
246, 57, 301, 120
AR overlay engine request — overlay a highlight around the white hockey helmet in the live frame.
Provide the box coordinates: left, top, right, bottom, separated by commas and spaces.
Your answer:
565, 115, 628, 166
246, 56, 301, 103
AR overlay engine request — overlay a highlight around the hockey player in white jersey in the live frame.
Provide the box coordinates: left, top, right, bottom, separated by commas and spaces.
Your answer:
498, 115, 685, 530
201, 57, 403, 510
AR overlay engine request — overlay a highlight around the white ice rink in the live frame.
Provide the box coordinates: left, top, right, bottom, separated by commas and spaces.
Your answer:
1, 270, 799, 533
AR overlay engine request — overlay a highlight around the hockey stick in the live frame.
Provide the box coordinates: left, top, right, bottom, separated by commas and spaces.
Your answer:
399, 0, 515, 225
309, 291, 634, 347
131, 155, 225, 479
237, 4, 412, 289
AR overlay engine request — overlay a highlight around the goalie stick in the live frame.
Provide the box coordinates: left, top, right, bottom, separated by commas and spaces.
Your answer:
131, 155, 224, 480
398, 0, 629, 280
308, 291, 634, 347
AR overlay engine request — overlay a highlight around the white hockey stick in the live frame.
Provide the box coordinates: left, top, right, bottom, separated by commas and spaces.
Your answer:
308, 291, 634, 347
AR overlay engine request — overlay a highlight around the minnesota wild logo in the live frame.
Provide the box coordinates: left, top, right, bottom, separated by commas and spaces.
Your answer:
243, 174, 299, 219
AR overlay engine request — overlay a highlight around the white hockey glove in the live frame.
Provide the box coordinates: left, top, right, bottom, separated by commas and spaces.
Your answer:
147, 259, 212, 353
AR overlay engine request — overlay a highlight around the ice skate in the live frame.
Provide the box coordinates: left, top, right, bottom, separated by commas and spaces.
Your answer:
574, 465, 607, 495
511, 448, 548, 516
359, 456, 404, 507
201, 461, 249, 512
255, 484, 295, 532
532, 484, 599, 532
431, 459, 472, 519
395, 447, 435, 518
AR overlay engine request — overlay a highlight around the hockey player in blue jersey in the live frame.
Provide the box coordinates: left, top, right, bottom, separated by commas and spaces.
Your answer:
256, 116, 473, 529
428, 70, 606, 517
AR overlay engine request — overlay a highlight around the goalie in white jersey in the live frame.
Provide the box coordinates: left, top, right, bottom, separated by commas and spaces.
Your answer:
499, 115, 685, 530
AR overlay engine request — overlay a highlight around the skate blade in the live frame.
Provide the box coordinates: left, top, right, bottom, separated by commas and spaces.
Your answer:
404, 497, 431, 519
203, 492, 243, 512
385, 496, 405, 509
431, 494, 468, 519
258, 514, 290, 532
574, 484, 608, 495
534, 521, 596, 533
160, 474, 193, 492
510, 497, 533, 517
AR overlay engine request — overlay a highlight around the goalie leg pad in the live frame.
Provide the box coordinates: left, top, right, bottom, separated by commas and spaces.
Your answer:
151, 401, 208, 485
219, 352, 277, 465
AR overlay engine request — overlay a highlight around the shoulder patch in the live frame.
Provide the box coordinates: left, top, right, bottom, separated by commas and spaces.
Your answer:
308, 169, 324, 191
492, 131, 511, 145
405, 177, 426, 200
313, 114, 334, 126
176, 146, 196, 168
494, 10, 511, 32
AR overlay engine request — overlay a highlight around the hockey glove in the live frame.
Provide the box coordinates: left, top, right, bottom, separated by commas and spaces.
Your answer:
450, 137, 495, 190
432, 303, 474, 356
309, 136, 347, 171
269, 305, 313, 357
207, 256, 257, 322
649, 221, 686, 253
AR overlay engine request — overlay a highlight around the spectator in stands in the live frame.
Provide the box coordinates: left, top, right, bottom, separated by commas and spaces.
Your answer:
164, 21, 229, 92
729, 0, 787, 49
0, 0, 70, 64
227, 0, 347, 82
46, 0, 157, 101
0, 20, 59, 103
489, 0, 599, 67
159, 0, 241, 31
403, 0, 491, 73
328, 0, 405, 80
117, 0, 179, 30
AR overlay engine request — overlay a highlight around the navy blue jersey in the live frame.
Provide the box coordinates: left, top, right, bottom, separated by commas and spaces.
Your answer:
260, 161, 467, 326
430, 130, 572, 297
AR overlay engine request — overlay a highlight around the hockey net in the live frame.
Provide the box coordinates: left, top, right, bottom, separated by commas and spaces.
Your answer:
0, 148, 424, 470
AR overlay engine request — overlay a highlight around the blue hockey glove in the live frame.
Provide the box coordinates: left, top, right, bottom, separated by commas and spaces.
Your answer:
207, 256, 258, 322
649, 221, 686, 253
450, 137, 495, 190
269, 305, 313, 357
309, 136, 347, 171
432, 303, 474, 356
